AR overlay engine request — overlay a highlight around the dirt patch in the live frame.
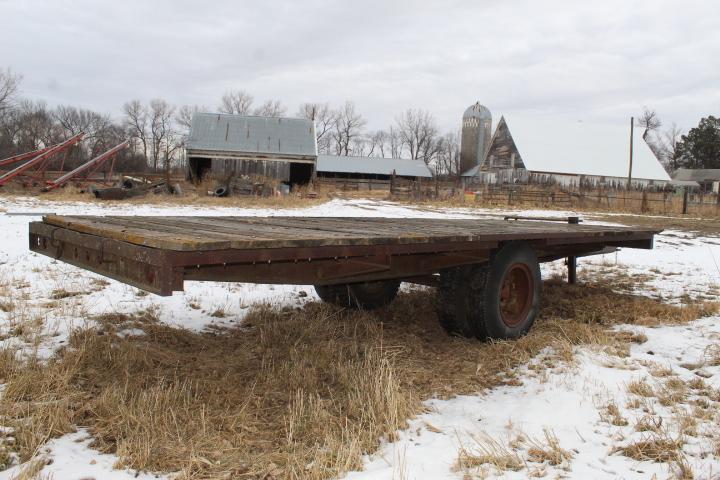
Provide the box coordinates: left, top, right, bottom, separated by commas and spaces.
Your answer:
0, 281, 716, 479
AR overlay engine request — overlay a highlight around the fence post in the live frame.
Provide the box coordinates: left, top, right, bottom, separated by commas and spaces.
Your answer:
567, 216, 580, 284
682, 188, 689, 215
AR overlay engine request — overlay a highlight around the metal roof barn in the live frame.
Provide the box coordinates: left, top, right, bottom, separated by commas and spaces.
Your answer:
186, 113, 316, 161
316, 155, 433, 178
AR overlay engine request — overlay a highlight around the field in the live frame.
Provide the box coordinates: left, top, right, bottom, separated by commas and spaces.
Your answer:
0, 193, 719, 479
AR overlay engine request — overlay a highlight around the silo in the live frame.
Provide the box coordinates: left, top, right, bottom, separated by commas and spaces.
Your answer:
460, 102, 492, 174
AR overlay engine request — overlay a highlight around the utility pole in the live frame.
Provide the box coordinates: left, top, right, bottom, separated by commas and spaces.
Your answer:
627, 116, 634, 190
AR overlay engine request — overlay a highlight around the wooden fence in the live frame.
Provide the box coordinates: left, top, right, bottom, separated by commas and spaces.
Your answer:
472, 185, 720, 216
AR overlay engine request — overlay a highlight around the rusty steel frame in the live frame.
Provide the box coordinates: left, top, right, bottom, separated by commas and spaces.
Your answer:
42, 141, 128, 192
29, 220, 656, 296
0, 133, 85, 187
0, 145, 55, 169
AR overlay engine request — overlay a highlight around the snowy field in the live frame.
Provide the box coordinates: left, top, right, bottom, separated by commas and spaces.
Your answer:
0, 196, 719, 479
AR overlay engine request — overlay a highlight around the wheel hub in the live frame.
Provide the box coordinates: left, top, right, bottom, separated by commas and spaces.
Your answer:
499, 263, 534, 327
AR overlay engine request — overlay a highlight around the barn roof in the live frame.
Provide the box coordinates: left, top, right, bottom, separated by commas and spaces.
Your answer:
672, 168, 720, 182
486, 115, 671, 181
186, 113, 316, 158
317, 155, 433, 178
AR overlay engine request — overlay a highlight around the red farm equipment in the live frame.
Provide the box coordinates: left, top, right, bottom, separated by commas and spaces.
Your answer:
42, 141, 129, 192
0, 133, 85, 187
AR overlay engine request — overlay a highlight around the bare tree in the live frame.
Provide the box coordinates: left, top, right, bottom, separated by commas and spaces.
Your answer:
219, 90, 254, 115
0, 68, 21, 115
395, 109, 440, 164
149, 99, 178, 171
53, 105, 118, 162
14, 100, 57, 151
433, 131, 461, 177
350, 136, 369, 156
176, 104, 206, 132
637, 107, 662, 139
655, 123, 683, 173
331, 101, 366, 156
367, 130, 387, 157
297, 103, 336, 154
253, 99, 286, 117
123, 100, 149, 162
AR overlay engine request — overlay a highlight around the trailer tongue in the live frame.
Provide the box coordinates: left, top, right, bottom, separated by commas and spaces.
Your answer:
29, 215, 658, 340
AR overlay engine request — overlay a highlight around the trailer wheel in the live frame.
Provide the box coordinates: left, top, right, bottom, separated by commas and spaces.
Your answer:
437, 242, 541, 340
314, 280, 400, 310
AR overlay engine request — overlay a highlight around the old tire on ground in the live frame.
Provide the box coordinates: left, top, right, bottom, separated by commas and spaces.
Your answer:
436, 242, 541, 340
314, 280, 401, 310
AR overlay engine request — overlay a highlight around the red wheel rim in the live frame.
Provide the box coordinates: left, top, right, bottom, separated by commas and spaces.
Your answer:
499, 263, 534, 327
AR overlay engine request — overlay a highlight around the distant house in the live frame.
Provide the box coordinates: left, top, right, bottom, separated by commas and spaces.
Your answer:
671, 169, 720, 193
316, 155, 433, 180
462, 115, 671, 189
186, 113, 317, 185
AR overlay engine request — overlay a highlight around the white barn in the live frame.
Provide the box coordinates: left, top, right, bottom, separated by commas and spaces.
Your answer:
462, 115, 671, 189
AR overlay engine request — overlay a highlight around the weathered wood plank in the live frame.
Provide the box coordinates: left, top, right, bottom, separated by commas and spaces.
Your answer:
43, 215, 654, 252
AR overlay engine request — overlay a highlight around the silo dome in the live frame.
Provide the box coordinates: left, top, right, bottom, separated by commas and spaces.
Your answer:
463, 102, 492, 120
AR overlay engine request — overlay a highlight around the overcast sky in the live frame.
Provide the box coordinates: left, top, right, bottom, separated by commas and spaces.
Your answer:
1, 0, 718, 133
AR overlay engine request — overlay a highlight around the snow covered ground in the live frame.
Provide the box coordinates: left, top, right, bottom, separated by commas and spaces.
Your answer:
0, 196, 718, 479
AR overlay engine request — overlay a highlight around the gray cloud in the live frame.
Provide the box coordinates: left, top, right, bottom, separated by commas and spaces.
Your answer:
1, 0, 718, 132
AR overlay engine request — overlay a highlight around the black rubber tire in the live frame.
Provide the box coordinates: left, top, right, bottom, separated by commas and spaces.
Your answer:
436, 242, 541, 340
314, 280, 401, 310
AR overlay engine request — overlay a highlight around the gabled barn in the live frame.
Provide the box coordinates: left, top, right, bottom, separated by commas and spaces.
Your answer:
186, 113, 317, 185
462, 115, 671, 189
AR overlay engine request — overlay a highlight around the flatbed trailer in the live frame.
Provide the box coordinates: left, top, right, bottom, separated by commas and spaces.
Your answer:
29, 215, 659, 340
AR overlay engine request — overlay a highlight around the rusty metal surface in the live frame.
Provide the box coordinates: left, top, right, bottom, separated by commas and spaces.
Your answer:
42, 141, 128, 192
0, 133, 85, 187
29, 224, 179, 295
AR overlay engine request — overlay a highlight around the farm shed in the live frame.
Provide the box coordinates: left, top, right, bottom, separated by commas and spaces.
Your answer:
671, 169, 720, 193
462, 115, 671, 189
316, 155, 433, 180
186, 113, 317, 185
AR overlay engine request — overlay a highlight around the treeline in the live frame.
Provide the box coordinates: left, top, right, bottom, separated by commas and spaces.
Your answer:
0, 67, 462, 176
630, 109, 719, 173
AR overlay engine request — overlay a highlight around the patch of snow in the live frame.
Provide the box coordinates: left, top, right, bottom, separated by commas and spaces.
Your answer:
0, 429, 165, 480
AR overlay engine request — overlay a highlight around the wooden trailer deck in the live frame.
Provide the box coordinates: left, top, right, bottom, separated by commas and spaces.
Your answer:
29, 215, 658, 296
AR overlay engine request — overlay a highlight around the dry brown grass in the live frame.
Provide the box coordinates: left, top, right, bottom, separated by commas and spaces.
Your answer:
628, 379, 656, 398
49, 289, 82, 300
9, 458, 50, 480
4, 181, 328, 211
602, 402, 629, 427
635, 416, 663, 433
456, 433, 524, 472
615, 435, 684, 463
526, 429, 574, 466
704, 344, 720, 367
0, 280, 713, 479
